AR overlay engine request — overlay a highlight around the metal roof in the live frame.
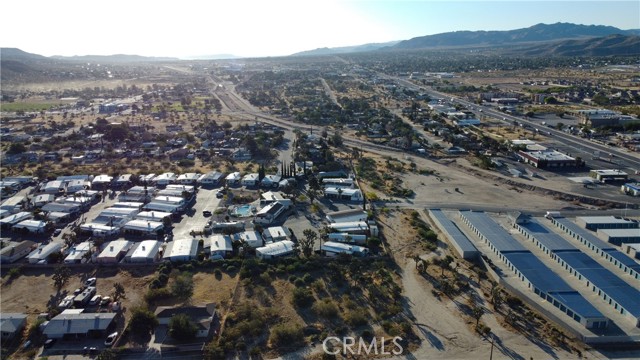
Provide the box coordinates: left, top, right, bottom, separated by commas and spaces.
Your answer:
553, 218, 615, 250
459, 211, 527, 253
503, 252, 573, 293
578, 216, 638, 226
502, 251, 605, 319
604, 249, 640, 272
429, 209, 478, 253
43, 313, 116, 336
520, 219, 577, 252
256, 240, 295, 256
597, 228, 640, 238
556, 251, 640, 317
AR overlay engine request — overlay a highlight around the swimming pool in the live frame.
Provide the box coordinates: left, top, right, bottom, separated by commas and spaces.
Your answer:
232, 205, 255, 217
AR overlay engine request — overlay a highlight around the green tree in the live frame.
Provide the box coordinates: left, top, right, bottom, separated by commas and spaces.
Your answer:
52, 266, 72, 291
472, 305, 485, 328
298, 229, 317, 258
129, 306, 158, 336
112, 282, 126, 301
172, 272, 194, 301
7, 143, 27, 154
168, 313, 198, 341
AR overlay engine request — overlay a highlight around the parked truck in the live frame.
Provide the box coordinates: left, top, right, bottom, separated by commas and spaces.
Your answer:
544, 211, 562, 219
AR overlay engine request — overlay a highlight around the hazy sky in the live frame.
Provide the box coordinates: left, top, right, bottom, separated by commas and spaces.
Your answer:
2, 0, 638, 58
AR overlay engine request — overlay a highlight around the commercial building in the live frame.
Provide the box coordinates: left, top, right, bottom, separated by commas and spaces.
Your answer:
597, 229, 640, 246
576, 216, 639, 231
460, 211, 608, 329
621, 183, 640, 196
256, 240, 295, 260
550, 217, 640, 281
517, 150, 580, 169
590, 169, 629, 183
429, 209, 479, 260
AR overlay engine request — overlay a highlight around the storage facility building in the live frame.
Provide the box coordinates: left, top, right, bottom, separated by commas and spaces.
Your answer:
429, 209, 479, 260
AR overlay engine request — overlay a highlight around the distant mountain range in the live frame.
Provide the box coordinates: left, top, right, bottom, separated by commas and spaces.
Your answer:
291, 41, 400, 57
50, 54, 180, 62
293, 22, 640, 56
515, 34, 640, 57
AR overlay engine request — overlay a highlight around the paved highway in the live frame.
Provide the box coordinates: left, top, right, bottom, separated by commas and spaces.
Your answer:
391, 77, 640, 171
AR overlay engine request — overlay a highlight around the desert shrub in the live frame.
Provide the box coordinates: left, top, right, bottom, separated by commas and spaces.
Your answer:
292, 287, 315, 308
269, 324, 303, 347
145, 287, 172, 303
312, 299, 339, 319
344, 309, 369, 327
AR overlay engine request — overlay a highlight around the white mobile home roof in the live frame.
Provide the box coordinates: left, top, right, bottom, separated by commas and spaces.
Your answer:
263, 226, 291, 241
111, 202, 144, 209
234, 231, 263, 248
155, 172, 177, 182
177, 173, 200, 182
13, 219, 46, 231
210, 235, 233, 253
141, 174, 157, 183
261, 191, 285, 201
135, 211, 172, 222
0, 212, 33, 225
327, 232, 367, 244
126, 185, 157, 195
322, 241, 368, 255
166, 184, 195, 192
199, 171, 223, 182
64, 241, 92, 263
144, 202, 181, 213
115, 174, 132, 183
98, 240, 132, 259
28, 242, 63, 263
0, 209, 9, 219
164, 239, 198, 260
328, 221, 369, 233
129, 240, 161, 261
99, 207, 139, 218
92, 174, 113, 184
41, 202, 80, 213
33, 194, 55, 205
43, 180, 64, 192
123, 219, 164, 232
153, 196, 184, 204
256, 240, 295, 258
225, 172, 241, 181
325, 209, 368, 223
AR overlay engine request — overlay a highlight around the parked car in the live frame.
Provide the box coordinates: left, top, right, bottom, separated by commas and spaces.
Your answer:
203, 210, 212, 217
89, 295, 102, 306
100, 296, 112, 306
58, 295, 75, 309
216, 191, 224, 198
84, 277, 97, 287
73, 288, 83, 296
53, 229, 62, 236
104, 332, 118, 347
44, 338, 56, 348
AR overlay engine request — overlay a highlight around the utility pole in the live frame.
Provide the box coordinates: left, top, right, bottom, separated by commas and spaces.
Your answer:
489, 333, 494, 360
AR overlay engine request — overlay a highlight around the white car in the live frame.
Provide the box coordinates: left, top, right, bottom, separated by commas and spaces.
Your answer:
104, 332, 118, 347
89, 295, 102, 306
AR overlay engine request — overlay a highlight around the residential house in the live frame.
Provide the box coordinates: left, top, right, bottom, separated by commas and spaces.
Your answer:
97, 240, 133, 264
163, 239, 198, 262
64, 241, 93, 264
321, 241, 369, 257
91, 175, 113, 188
241, 173, 260, 187
260, 174, 281, 188
254, 202, 286, 225
323, 187, 364, 202
125, 240, 162, 263
12, 219, 47, 234
176, 173, 200, 185
210, 235, 233, 259
262, 226, 292, 243
0, 240, 36, 264
0, 212, 33, 230
154, 172, 177, 186
198, 171, 224, 186
43, 311, 117, 339
154, 303, 218, 339
0, 313, 28, 341
256, 240, 295, 260
233, 231, 263, 248
325, 209, 368, 223
232, 148, 252, 161
28, 242, 63, 264
122, 219, 164, 236
225, 172, 242, 186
